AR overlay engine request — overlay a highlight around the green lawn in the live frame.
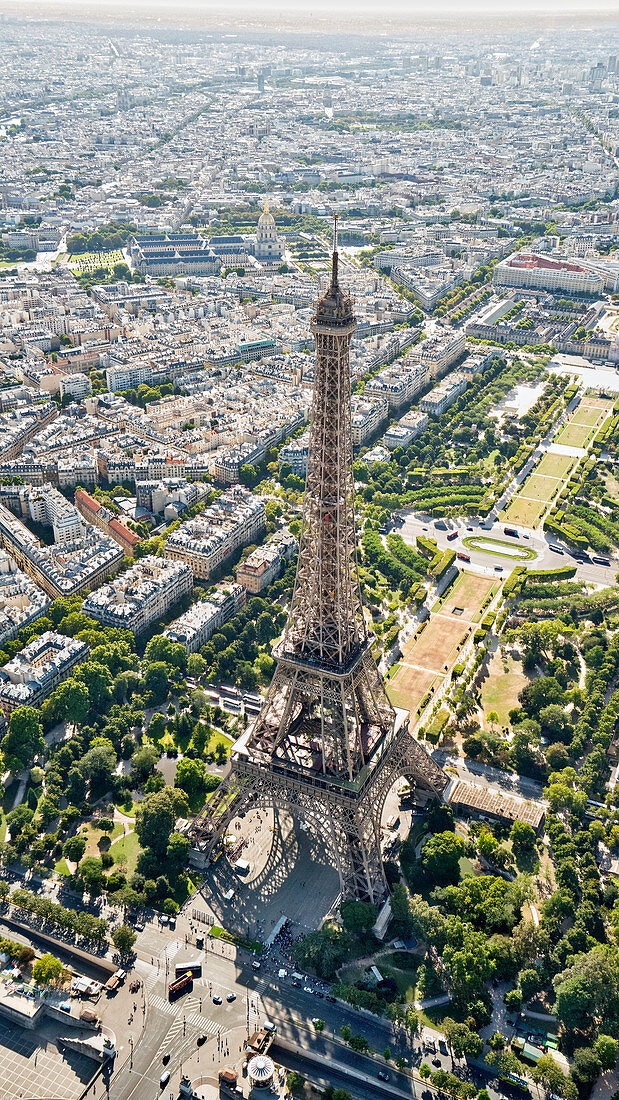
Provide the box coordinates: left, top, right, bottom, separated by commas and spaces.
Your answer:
54, 857, 70, 876
482, 653, 529, 726
535, 452, 574, 480
109, 830, 140, 874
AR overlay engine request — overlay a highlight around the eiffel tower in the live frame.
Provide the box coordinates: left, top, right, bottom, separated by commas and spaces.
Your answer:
188, 221, 446, 902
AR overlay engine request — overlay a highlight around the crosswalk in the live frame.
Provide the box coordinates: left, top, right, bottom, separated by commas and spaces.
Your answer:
134, 959, 158, 990
165, 938, 182, 959
147, 994, 220, 1037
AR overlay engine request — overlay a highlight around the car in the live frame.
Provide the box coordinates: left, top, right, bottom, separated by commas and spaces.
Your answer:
197, 1034, 207, 1046
314, 990, 324, 997
162, 1054, 170, 1066
432, 1058, 442, 1068
227, 992, 236, 1002
494, 565, 503, 572
303, 985, 313, 993
252, 961, 261, 971
134, 922, 144, 933
292, 979, 302, 988
160, 1070, 170, 1089
311, 1016, 321, 1024
378, 1071, 389, 1081
213, 995, 222, 1005
326, 994, 336, 1003
159, 915, 168, 926
549, 545, 563, 554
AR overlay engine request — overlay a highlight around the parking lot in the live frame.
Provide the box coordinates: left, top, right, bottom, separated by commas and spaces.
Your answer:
0, 1018, 94, 1099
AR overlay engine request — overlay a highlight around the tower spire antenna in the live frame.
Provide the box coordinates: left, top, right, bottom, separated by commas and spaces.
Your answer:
332, 212, 339, 286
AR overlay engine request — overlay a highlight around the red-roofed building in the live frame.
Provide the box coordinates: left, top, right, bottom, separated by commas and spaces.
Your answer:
76, 489, 141, 557
494, 251, 604, 295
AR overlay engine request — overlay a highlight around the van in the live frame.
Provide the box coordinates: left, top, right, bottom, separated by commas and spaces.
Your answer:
263, 1021, 276, 1033
160, 1070, 171, 1088
251, 960, 261, 970
234, 858, 250, 875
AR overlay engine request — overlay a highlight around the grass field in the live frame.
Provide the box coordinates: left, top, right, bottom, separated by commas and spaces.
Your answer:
387, 666, 437, 711
502, 496, 548, 527
517, 473, 563, 502
535, 452, 575, 480
440, 572, 497, 620
109, 830, 140, 875
482, 652, 530, 725
67, 249, 125, 274
553, 422, 598, 449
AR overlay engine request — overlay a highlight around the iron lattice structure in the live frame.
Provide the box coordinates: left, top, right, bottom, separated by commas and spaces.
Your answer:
189, 232, 446, 902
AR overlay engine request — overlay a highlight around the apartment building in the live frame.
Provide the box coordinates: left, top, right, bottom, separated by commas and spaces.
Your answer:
59, 373, 92, 401
383, 410, 429, 450
164, 486, 266, 580
420, 374, 469, 417
0, 631, 89, 713
0, 500, 123, 599
236, 532, 297, 594
278, 439, 309, 477
351, 395, 389, 447
82, 556, 193, 635
164, 583, 246, 653
0, 554, 51, 647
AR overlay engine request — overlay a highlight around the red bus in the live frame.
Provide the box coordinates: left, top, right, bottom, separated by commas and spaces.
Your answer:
457, 552, 470, 562
169, 972, 193, 1002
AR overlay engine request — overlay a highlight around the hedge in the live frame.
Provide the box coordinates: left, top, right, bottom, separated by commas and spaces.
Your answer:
523, 565, 577, 582
432, 549, 456, 580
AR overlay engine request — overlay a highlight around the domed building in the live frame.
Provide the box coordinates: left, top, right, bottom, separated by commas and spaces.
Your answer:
254, 202, 284, 263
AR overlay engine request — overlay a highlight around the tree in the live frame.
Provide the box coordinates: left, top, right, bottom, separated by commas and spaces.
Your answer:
78, 857, 105, 891
553, 947, 619, 1033
135, 788, 187, 857
144, 662, 169, 704
510, 821, 536, 855
594, 1034, 618, 1071
340, 900, 377, 934
390, 883, 412, 934
340, 1025, 351, 1041
443, 1018, 483, 1060
421, 831, 466, 884
78, 743, 117, 790
131, 744, 159, 779
166, 832, 190, 877
286, 1071, 305, 1092
1, 707, 44, 772
313, 1018, 325, 1031
62, 835, 86, 864
32, 953, 63, 986
572, 1047, 602, 1084
112, 925, 137, 954
144, 636, 187, 673
53, 678, 90, 725
174, 757, 206, 796
533, 1053, 574, 1098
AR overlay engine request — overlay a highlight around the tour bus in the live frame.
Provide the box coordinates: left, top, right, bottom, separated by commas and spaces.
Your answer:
168, 972, 193, 1002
